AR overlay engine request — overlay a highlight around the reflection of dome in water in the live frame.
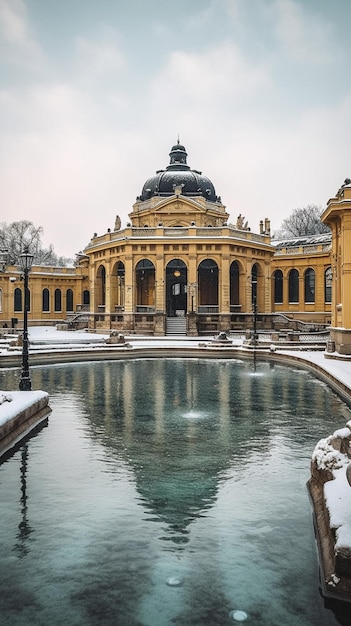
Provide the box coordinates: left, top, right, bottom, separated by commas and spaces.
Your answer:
138, 139, 220, 203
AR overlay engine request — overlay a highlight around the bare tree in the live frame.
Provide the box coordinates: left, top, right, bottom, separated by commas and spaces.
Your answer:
275, 205, 330, 238
0, 220, 73, 266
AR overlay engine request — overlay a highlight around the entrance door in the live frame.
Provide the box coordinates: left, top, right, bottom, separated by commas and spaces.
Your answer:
166, 259, 187, 317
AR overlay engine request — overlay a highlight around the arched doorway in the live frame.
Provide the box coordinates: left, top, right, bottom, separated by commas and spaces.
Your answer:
111, 261, 125, 311
135, 259, 155, 311
96, 265, 106, 309
166, 259, 187, 317
230, 261, 240, 308
198, 259, 218, 311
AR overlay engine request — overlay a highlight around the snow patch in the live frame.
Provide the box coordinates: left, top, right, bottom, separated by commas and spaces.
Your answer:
312, 436, 348, 472
0, 392, 13, 405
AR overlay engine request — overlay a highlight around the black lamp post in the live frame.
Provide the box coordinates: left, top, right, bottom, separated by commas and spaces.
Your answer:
19, 247, 34, 391
252, 278, 258, 346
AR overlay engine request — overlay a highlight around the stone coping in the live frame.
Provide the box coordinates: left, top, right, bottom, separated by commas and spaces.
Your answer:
1, 344, 350, 404
0, 391, 51, 459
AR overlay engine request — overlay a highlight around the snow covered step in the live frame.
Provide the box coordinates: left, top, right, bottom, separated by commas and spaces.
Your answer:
166, 317, 187, 335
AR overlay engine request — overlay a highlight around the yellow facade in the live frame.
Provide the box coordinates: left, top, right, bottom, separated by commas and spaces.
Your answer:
321, 179, 351, 353
84, 219, 274, 335
0, 263, 87, 328
1, 142, 349, 349
271, 234, 332, 326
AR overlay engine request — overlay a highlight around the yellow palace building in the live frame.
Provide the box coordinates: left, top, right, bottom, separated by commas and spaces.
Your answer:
0, 140, 350, 354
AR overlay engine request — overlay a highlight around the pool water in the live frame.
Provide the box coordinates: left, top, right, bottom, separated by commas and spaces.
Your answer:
0, 358, 351, 625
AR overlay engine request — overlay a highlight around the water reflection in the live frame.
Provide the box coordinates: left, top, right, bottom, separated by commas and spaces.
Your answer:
13, 445, 33, 558
1, 359, 351, 625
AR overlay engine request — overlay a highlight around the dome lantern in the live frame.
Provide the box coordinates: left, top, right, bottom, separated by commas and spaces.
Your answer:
168, 140, 189, 169
138, 140, 220, 203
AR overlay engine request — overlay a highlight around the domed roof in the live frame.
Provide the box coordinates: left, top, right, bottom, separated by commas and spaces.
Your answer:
138, 140, 220, 203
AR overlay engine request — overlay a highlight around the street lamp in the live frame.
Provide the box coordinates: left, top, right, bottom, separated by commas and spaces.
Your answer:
252, 278, 258, 347
19, 246, 34, 391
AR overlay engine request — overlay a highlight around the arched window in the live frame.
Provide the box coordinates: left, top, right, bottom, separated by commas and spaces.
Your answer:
274, 270, 283, 303
115, 261, 125, 309
135, 259, 155, 310
304, 268, 315, 303
96, 265, 106, 308
83, 290, 90, 306
230, 261, 240, 307
325, 267, 332, 303
288, 269, 299, 303
42, 288, 50, 312
117, 261, 125, 278
14, 287, 22, 312
66, 288, 74, 312
198, 259, 219, 308
55, 288, 62, 312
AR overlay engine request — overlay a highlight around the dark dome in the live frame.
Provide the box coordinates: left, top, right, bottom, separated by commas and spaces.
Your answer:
138, 140, 219, 203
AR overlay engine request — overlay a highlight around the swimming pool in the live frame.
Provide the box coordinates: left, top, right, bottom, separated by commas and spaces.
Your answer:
0, 358, 350, 625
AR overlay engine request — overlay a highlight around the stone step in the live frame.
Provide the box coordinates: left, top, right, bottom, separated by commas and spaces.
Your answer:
166, 317, 187, 335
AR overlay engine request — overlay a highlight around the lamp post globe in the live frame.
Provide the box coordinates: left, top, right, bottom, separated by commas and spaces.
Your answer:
19, 247, 34, 391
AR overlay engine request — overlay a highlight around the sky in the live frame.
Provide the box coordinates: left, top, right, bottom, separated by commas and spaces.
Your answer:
1, 0, 351, 258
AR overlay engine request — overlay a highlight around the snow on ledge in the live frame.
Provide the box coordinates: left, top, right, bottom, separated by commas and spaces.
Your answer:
0, 390, 49, 428
312, 424, 351, 551
325, 469, 351, 550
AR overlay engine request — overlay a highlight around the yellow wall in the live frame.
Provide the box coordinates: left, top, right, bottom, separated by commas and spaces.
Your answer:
271, 244, 331, 324
0, 191, 342, 336
0, 264, 87, 326
321, 180, 351, 353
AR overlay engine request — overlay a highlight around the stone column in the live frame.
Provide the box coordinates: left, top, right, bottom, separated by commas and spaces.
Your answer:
220, 254, 230, 314
187, 311, 197, 336
155, 252, 165, 313
124, 254, 133, 313
187, 253, 198, 314
154, 311, 165, 336
104, 258, 112, 314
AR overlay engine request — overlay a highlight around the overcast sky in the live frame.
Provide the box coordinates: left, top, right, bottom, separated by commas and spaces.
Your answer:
1, 0, 351, 257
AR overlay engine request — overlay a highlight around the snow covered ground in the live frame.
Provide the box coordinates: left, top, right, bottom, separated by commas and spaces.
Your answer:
29, 326, 109, 344
0, 324, 349, 401
22, 326, 349, 393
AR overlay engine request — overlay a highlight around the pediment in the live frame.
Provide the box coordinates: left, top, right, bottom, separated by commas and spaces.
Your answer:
142, 195, 225, 215
130, 193, 229, 227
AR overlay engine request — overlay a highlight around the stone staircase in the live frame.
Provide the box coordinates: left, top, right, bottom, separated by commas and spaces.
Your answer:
166, 317, 187, 336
